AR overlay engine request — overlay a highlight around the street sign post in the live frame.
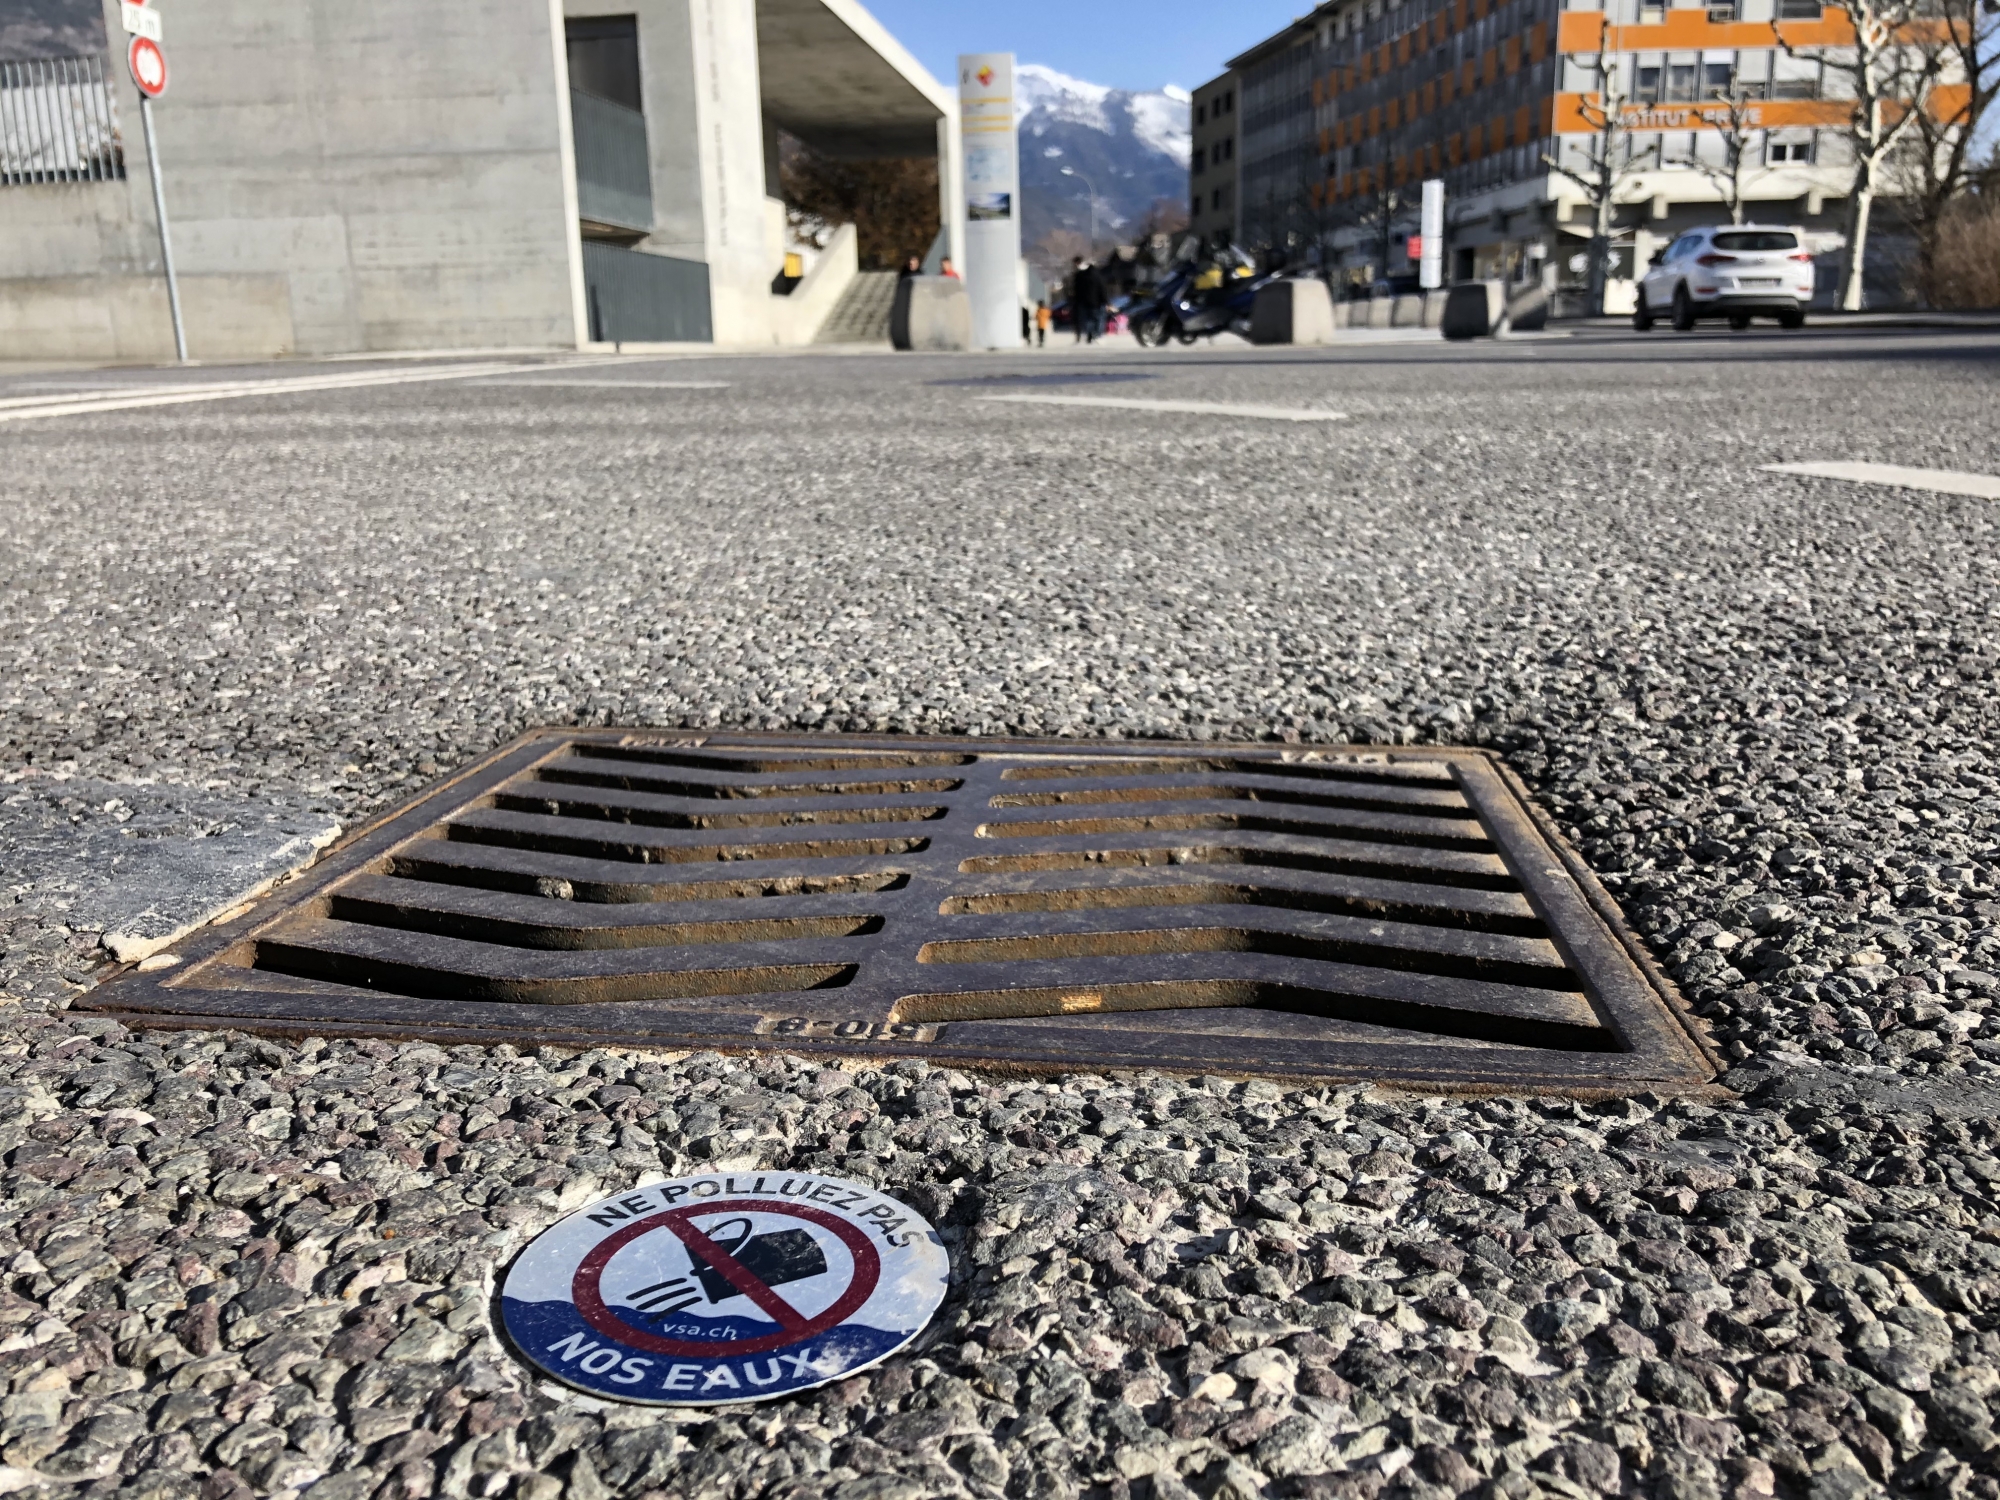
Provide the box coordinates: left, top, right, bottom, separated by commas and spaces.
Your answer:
1420, 179, 1445, 291
125, 19, 186, 363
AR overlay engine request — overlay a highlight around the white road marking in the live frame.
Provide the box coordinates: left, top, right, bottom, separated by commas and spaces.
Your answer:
0, 360, 540, 422
471, 378, 731, 389
1760, 461, 2000, 501
976, 393, 1346, 422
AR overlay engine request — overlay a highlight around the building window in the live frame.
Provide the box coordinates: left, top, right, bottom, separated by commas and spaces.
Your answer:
1771, 73, 1818, 99
1223, 137, 1234, 160
1194, 147, 1206, 172
1776, 0, 1822, 15
1706, 0, 1741, 19
1767, 136, 1814, 162
1636, 64, 1662, 100
566, 15, 643, 110
1703, 61, 1734, 93
1668, 61, 1698, 97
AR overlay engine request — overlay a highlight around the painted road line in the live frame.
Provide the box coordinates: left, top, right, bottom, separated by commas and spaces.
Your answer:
0, 361, 539, 422
976, 393, 1346, 422
1761, 461, 2000, 501
472, 378, 732, 390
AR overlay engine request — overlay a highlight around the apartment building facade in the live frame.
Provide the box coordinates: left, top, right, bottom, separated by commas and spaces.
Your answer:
1203, 0, 1900, 307
1189, 74, 1240, 245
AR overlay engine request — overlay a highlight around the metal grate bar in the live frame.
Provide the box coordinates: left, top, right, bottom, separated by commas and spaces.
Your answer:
1, 54, 124, 185
81, 732, 1719, 1093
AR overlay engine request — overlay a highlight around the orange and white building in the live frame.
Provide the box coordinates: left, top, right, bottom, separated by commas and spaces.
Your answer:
1205, 0, 1965, 308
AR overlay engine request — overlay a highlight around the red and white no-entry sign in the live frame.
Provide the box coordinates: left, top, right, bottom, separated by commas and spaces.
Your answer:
128, 36, 167, 98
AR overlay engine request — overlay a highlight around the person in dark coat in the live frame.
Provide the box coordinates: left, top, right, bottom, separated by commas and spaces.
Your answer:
1069, 256, 1107, 343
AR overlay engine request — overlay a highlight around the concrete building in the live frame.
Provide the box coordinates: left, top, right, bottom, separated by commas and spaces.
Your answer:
1194, 0, 1947, 309
0, 0, 961, 359
1188, 74, 1240, 246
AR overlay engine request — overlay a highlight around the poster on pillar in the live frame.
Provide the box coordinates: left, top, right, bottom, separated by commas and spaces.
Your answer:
958, 53, 1021, 350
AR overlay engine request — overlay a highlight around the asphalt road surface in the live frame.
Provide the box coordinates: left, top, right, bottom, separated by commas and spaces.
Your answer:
4, 328, 2000, 1500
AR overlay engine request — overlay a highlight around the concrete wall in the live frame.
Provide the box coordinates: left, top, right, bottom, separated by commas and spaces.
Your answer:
564, 0, 780, 345
688, 0, 779, 344
0, 0, 582, 360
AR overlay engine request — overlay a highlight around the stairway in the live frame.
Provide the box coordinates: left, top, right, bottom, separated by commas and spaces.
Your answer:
814, 270, 897, 344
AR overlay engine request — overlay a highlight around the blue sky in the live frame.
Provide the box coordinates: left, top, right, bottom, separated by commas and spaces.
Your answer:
860, 0, 1306, 94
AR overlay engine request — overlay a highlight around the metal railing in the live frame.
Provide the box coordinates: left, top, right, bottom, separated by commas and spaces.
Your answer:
570, 86, 652, 232
1, 54, 124, 185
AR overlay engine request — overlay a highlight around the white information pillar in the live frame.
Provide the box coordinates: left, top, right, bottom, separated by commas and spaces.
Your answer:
957, 53, 1022, 350
1420, 179, 1445, 291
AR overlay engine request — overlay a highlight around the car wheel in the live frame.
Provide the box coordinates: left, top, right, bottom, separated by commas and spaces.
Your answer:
1632, 294, 1654, 333
1729, 313, 1751, 330
1780, 310, 1805, 329
1671, 285, 1698, 332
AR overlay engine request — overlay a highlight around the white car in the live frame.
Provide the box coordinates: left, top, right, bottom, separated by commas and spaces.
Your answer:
1634, 224, 1815, 332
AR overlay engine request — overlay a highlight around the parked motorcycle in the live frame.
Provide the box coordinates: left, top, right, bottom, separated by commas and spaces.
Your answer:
1128, 252, 1273, 346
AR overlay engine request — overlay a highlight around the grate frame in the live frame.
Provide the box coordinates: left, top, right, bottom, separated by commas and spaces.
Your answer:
80, 731, 1719, 1094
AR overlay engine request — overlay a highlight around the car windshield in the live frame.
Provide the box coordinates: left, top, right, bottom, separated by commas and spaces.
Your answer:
1712, 231, 1799, 251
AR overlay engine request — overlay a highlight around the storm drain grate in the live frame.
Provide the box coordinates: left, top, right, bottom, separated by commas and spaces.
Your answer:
83, 732, 1717, 1092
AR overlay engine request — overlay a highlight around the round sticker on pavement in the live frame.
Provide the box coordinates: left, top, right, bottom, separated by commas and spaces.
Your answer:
501, 1172, 949, 1405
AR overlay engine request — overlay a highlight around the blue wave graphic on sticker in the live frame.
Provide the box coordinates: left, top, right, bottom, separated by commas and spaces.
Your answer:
502, 1298, 912, 1403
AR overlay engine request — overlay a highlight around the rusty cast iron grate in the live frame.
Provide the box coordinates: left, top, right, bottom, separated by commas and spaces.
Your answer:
82, 732, 1717, 1092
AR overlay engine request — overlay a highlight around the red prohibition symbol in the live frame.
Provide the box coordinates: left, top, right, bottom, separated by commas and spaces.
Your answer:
570, 1200, 881, 1358
128, 36, 167, 98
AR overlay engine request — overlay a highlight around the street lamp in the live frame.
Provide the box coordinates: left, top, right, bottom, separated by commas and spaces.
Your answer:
1059, 165, 1098, 252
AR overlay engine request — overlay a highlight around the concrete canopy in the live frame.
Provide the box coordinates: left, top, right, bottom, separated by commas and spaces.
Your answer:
756, 0, 952, 159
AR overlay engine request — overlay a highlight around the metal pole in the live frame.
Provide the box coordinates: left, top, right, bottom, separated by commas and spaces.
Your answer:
1061, 166, 1098, 252
138, 94, 186, 363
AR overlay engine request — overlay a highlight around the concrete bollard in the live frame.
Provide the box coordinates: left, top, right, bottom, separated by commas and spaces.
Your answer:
1389, 294, 1425, 328
1504, 284, 1549, 332
1441, 280, 1506, 340
1331, 300, 1353, 329
890, 276, 972, 351
1420, 291, 1447, 329
1249, 278, 1337, 345
1365, 297, 1395, 329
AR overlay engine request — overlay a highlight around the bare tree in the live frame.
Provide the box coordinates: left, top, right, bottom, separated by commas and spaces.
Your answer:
1777, 0, 1951, 309
1541, 24, 1653, 314
1886, 0, 1999, 302
778, 136, 939, 270
1340, 159, 1413, 283
1682, 90, 1768, 223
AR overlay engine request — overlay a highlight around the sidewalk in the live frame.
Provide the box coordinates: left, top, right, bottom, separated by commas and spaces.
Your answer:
1561, 307, 2000, 331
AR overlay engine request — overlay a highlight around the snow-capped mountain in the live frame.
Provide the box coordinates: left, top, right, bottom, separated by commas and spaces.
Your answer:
1015, 64, 1190, 262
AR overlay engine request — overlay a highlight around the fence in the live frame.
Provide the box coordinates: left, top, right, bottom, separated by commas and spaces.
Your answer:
581, 242, 712, 343
1, 54, 124, 185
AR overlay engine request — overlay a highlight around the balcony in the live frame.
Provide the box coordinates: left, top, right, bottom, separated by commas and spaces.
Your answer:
570, 87, 653, 238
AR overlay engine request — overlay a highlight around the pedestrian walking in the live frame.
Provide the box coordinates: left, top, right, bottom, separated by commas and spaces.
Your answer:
898, 256, 921, 279
1068, 256, 1106, 344
1035, 301, 1050, 347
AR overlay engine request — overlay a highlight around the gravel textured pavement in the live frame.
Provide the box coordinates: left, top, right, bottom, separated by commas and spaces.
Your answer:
3, 330, 2000, 1500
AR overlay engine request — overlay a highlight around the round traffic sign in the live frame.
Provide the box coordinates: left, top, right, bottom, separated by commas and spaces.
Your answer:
502, 1172, 949, 1405
128, 35, 167, 98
